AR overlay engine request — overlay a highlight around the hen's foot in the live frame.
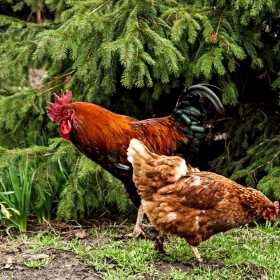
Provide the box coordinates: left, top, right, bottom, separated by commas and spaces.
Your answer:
154, 232, 166, 254
190, 245, 203, 263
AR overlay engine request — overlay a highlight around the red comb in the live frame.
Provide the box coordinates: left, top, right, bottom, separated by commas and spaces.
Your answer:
47, 90, 72, 122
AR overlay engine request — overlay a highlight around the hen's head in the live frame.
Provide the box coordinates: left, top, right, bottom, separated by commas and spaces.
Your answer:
47, 90, 75, 140
263, 201, 279, 220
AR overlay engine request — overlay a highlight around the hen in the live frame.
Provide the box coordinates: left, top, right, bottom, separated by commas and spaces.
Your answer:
127, 138, 279, 262
47, 84, 224, 237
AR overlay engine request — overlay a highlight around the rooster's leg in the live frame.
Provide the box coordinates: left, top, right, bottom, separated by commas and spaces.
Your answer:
127, 204, 146, 238
190, 245, 203, 263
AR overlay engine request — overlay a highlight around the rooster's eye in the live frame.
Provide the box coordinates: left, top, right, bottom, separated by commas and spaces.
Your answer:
63, 111, 68, 116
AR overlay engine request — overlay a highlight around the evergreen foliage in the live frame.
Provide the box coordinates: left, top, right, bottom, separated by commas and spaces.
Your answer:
0, 0, 279, 224
0, 138, 131, 222
211, 104, 280, 200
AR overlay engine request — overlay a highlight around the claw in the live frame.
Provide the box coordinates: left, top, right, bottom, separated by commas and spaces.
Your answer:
126, 226, 146, 239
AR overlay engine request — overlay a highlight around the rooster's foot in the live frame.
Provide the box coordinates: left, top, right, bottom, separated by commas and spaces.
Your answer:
125, 204, 146, 238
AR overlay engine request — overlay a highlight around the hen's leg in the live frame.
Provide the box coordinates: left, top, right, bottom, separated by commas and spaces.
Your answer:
127, 204, 145, 238
190, 245, 202, 262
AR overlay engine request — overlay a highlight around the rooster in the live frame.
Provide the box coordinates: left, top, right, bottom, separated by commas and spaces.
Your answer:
127, 138, 279, 262
47, 84, 224, 237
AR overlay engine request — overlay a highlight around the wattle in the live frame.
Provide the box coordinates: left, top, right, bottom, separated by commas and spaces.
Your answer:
59, 120, 71, 140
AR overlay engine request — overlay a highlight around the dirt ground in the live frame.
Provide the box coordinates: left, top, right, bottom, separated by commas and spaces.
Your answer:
0, 219, 269, 280
0, 247, 99, 280
0, 219, 209, 280
0, 218, 99, 279
0, 219, 170, 280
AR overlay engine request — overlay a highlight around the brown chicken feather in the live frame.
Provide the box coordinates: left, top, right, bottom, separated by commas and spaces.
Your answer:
47, 84, 224, 237
127, 138, 279, 262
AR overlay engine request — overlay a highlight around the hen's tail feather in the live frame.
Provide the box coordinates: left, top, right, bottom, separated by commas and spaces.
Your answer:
127, 138, 146, 166
127, 139, 188, 187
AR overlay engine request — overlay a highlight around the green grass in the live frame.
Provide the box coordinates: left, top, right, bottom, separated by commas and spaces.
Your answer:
1, 221, 279, 279
25, 258, 52, 269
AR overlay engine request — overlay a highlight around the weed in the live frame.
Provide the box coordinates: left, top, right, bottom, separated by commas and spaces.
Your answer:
25, 258, 52, 269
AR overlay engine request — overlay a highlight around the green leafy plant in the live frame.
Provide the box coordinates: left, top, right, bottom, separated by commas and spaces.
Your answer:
0, 142, 68, 223
0, 161, 36, 232
0, 201, 21, 233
